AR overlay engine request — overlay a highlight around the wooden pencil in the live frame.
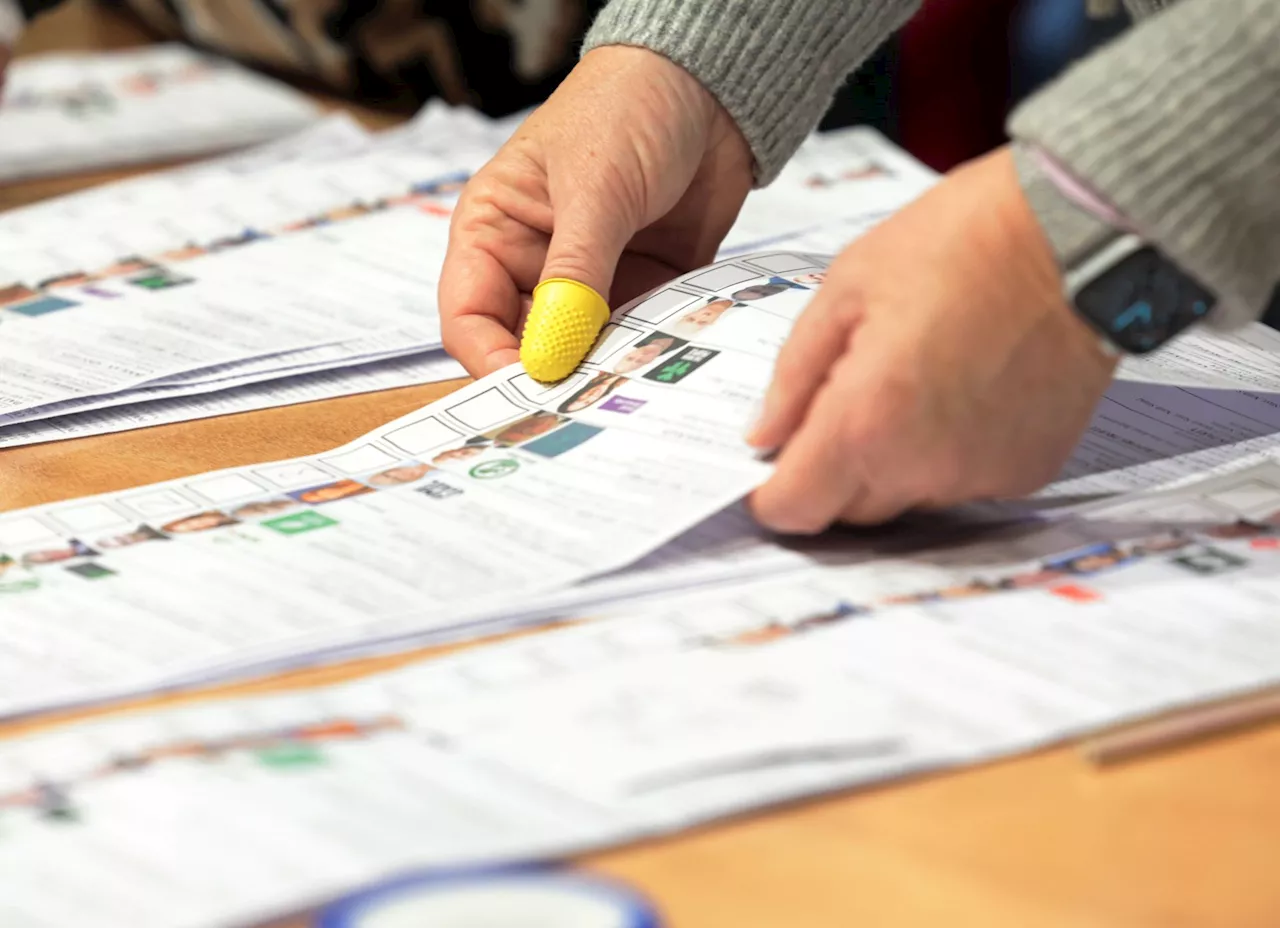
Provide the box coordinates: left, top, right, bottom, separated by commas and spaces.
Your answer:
1083, 687, 1280, 766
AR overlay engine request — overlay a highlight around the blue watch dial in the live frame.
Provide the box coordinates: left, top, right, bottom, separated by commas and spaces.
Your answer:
1073, 245, 1216, 353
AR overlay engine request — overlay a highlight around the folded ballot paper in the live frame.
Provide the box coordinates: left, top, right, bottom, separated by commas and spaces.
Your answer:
0, 250, 836, 719
0, 44, 321, 182
5, 456, 1280, 928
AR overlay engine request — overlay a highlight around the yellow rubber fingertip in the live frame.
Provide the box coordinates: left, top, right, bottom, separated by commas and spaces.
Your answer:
520, 277, 611, 383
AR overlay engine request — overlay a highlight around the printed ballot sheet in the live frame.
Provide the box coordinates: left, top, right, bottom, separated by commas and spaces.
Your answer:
0, 252, 844, 719
5, 462, 1280, 928
0, 45, 320, 182
0, 205, 455, 422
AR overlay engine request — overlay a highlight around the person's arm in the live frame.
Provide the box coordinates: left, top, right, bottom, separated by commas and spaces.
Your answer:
1009, 0, 1280, 328
582, 0, 922, 184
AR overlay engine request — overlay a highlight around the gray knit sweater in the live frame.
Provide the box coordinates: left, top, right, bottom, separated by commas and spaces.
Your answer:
584, 0, 1279, 328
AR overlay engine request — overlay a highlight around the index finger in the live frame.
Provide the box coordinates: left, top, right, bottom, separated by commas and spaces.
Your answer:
438, 239, 524, 376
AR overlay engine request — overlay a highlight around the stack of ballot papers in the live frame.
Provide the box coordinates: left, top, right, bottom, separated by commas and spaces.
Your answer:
7, 106, 1280, 927
5, 455, 1280, 927
0, 102, 937, 448
7, 243, 1280, 721
0, 45, 322, 182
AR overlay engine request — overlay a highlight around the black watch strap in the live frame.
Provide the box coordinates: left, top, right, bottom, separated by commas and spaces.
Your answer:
1013, 143, 1216, 354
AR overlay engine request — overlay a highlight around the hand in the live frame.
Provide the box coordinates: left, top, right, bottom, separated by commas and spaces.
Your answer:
439, 45, 753, 376
747, 145, 1118, 532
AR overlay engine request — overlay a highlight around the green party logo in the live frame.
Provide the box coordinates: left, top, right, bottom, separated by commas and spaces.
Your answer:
469, 458, 520, 480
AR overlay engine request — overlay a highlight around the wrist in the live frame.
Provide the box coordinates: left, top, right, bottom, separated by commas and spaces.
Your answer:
1013, 141, 1220, 354
1011, 140, 1121, 270
578, 46, 719, 133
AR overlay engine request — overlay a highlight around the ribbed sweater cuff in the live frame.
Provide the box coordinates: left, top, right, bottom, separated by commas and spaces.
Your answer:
1009, 0, 1280, 329
583, 0, 920, 186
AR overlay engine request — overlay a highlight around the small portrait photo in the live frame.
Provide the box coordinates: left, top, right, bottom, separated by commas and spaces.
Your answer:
208, 229, 267, 252
793, 601, 866, 632
612, 332, 687, 375
38, 270, 95, 290
21, 538, 97, 567
324, 203, 372, 223
121, 71, 161, 95
802, 162, 890, 188
557, 372, 630, 414
664, 298, 737, 339
100, 256, 152, 278
789, 271, 827, 287
485, 412, 567, 447
281, 217, 324, 233
365, 462, 434, 487
411, 174, 469, 197
288, 480, 376, 505
1129, 531, 1194, 557
935, 580, 996, 600
431, 439, 491, 466
1045, 543, 1131, 577
230, 498, 300, 520
728, 278, 806, 302
0, 284, 39, 307
159, 244, 208, 263
1203, 519, 1267, 541
161, 511, 240, 535
996, 567, 1066, 591
95, 524, 169, 550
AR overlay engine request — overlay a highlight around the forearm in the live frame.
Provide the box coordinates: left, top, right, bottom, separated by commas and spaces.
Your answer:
1009, 0, 1280, 327
583, 0, 920, 184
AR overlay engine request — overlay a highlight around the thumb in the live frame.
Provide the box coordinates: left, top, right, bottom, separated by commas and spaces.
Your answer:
519, 195, 637, 382
539, 191, 637, 300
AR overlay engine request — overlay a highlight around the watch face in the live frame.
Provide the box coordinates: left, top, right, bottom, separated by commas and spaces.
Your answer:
1074, 246, 1216, 353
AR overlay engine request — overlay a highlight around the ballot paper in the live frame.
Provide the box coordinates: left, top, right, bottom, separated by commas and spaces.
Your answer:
0, 352, 467, 447
719, 126, 937, 253
0, 106, 519, 445
0, 204, 457, 422
0, 45, 320, 182
0, 251, 847, 720
4, 461, 1280, 928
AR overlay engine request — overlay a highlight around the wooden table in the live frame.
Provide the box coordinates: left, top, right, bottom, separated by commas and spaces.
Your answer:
5, 6, 1280, 926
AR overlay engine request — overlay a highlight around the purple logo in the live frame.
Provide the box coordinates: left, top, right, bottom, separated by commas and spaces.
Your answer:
600, 395, 647, 414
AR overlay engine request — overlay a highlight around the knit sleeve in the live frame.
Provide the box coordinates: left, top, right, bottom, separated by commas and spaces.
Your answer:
582, 0, 921, 185
1009, 0, 1280, 327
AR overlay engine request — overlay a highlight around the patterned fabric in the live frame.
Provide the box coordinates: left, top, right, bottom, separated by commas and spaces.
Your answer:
21, 0, 607, 115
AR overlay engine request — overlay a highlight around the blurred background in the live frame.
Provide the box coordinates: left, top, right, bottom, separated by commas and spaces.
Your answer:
13, 0, 1131, 175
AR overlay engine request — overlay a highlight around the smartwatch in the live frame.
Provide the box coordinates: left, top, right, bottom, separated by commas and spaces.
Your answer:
1014, 143, 1219, 355
1063, 233, 1218, 354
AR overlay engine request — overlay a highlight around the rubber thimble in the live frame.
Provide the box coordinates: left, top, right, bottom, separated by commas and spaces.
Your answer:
520, 278, 610, 383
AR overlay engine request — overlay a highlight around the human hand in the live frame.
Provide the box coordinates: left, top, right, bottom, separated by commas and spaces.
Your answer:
439, 45, 753, 376
747, 145, 1118, 531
